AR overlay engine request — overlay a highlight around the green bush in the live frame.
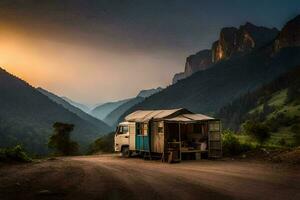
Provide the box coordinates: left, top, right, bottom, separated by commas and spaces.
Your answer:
0, 145, 32, 163
222, 130, 253, 156
243, 120, 270, 145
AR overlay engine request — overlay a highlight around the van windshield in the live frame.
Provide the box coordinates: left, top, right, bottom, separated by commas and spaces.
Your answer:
117, 126, 128, 134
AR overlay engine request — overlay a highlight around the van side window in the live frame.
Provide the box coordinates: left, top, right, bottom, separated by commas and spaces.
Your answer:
117, 126, 128, 134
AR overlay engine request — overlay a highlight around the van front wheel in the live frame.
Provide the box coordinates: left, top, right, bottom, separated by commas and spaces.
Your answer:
121, 146, 130, 158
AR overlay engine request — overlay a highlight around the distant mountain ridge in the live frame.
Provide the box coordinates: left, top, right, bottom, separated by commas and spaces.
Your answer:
120, 15, 300, 122
37, 87, 111, 131
102, 87, 163, 127
90, 98, 131, 120
0, 68, 111, 154
103, 97, 144, 127
61, 96, 90, 113
173, 22, 279, 83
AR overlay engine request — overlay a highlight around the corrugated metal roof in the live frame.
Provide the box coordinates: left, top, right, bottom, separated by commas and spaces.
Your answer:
165, 114, 214, 122
125, 108, 187, 122
183, 114, 214, 121
125, 108, 214, 122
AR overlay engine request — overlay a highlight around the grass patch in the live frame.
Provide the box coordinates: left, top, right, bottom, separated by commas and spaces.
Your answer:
268, 89, 287, 107
0, 145, 32, 163
268, 127, 295, 146
222, 131, 256, 156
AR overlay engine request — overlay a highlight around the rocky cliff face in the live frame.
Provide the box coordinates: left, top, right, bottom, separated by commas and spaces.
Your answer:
172, 50, 212, 84
274, 15, 300, 52
212, 23, 278, 62
173, 22, 278, 84
212, 27, 238, 62
185, 50, 212, 76
172, 72, 186, 84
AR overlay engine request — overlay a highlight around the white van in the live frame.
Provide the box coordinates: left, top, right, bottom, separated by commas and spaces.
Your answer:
114, 122, 135, 157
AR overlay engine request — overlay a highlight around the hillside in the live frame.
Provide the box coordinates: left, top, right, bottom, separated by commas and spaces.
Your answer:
103, 97, 144, 127
122, 47, 300, 119
37, 88, 111, 132
61, 96, 90, 113
0, 68, 110, 154
173, 22, 278, 83
103, 87, 162, 127
217, 66, 300, 146
120, 15, 300, 121
90, 99, 131, 120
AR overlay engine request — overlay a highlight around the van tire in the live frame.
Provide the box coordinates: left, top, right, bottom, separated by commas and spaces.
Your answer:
121, 146, 130, 158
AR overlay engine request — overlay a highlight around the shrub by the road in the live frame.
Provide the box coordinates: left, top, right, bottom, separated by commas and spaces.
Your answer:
88, 132, 115, 154
243, 120, 270, 145
0, 145, 32, 163
222, 130, 253, 156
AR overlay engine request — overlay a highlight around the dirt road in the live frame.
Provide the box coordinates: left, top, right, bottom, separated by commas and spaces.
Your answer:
0, 155, 299, 200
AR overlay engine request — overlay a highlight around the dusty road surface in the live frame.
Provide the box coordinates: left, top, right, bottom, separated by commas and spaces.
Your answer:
0, 155, 299, 200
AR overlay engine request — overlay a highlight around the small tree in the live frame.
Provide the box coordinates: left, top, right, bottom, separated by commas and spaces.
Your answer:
243, 120, 270, 145
48, 122, 79, 156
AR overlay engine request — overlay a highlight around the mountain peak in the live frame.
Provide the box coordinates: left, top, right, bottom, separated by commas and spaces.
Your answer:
212, 22, 278, 62
274, 14, 300, 52
173, 21, 280, 83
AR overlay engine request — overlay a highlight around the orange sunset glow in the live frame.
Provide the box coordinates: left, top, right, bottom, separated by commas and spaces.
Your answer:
0, 22, 182, 105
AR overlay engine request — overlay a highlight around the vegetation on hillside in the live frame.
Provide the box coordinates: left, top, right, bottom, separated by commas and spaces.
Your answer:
222, 130, 254, 156
218, 66, 300, 147
0, 68, 109, 155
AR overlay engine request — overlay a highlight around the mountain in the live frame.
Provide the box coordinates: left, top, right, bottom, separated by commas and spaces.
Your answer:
173, 50, 212, 84
212, 22, 278, 62
0, 68, 111, 154
274, 15, 300, 52
103, 97, 144, 127
137, 87, 163, 98
61, 96, 90, 113
119, 15, 300, 121
90, 99, 131, 120
37, 87, 111, 131
103, 87, 163, 127
173, 22, 279, 83
217, 66, 300, 146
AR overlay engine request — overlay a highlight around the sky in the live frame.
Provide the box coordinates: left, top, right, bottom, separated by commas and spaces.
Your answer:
0, 0, 300, 105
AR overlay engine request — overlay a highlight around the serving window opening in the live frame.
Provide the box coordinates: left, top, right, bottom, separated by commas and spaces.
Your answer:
165, 122, 210, 160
